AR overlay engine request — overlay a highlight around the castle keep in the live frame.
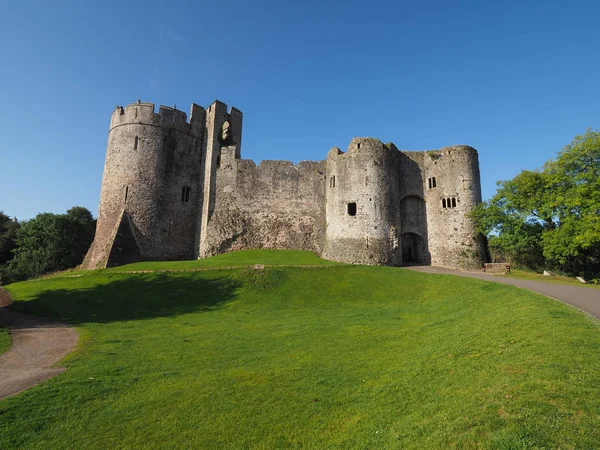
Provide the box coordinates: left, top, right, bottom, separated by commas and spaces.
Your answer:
83, 100, 485, 270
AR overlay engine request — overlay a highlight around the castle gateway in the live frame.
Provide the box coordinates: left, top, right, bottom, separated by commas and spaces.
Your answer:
83, 100, 486, 270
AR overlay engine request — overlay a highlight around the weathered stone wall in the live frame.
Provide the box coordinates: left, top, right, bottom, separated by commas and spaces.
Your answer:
199, 146, 326, 257
423, 145, 483, 269
323, 138, 402, 265
398, 151, 430, 264
83, 102, 205, 269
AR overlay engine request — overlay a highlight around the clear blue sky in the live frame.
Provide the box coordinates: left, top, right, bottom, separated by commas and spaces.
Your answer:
1, 0, 599, 220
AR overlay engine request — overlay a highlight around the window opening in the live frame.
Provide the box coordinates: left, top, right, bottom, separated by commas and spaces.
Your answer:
347, 202, 357, 216
134, 136, 139, 150
452, 197, 457, 208
428, 177, 437, 188
442, 198, 446, 208
330, 175, 336, 188
124, 186, 129, 203
181, 186, 191, 202
216, 155, 221, 168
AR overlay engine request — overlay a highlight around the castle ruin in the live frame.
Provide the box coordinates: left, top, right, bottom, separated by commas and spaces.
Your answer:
83, 100, 485, 270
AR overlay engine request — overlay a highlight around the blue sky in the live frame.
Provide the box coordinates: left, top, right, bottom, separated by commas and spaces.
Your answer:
1, 0, 599, 220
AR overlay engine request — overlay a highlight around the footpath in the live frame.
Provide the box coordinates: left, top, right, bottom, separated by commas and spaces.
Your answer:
0, 288, 78, 400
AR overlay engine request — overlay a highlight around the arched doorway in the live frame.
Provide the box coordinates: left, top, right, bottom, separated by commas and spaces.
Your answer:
401, 232, 423, 264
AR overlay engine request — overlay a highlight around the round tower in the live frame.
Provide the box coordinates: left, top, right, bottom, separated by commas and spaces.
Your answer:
322, 138, 401, 265
83, 101, 206, 268
423, 145, 483, 269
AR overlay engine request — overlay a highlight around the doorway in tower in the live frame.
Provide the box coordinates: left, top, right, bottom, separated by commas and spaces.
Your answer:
401, 233, 424, 264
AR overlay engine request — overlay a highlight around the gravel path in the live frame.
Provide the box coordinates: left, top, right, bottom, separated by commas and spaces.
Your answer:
0, 290, 78, 400
405, 266, 600, 320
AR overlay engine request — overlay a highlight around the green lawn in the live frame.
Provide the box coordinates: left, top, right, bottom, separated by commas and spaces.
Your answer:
2, 251, 600, 448
499, 268, 600, 289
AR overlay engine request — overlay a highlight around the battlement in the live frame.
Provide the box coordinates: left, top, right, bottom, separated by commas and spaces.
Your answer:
109, 101, 206, 137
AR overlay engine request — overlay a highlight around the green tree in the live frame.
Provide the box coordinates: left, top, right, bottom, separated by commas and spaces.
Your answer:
5, 207, 96, 282
472, 129, 600, 279
0, 211, 20, 266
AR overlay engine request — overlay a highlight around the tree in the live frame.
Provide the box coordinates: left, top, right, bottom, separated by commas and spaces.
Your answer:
0, 211, 20, 266
5, 207, 96, 282
471, 129, 600, 279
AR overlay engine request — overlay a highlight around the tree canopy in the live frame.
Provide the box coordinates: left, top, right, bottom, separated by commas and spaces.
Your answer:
0, 212, 20, 266
472, 129, 600, 280
2, 207, 96, 283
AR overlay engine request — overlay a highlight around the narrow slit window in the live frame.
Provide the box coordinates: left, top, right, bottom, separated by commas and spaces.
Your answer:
432, 177, 436, 188
124, 186, 129, 203
134, 136, 139, 150
216, 155, 221, 168
452, 197, 457, 208
428, 178, 432, 189
181, 186, 191, 203
347, 202, 357, 216
330, 175, 336, 188
442, 198, 446, 208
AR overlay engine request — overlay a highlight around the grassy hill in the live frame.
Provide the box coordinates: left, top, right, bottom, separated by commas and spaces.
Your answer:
1, 250, 600, 448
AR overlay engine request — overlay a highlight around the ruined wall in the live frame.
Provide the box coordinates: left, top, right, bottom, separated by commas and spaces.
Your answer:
197, 101, 243, 258
423, 145, 483, 269
82, 102, 205, 269
323, 138, 402, 265
199, 146, 326, 257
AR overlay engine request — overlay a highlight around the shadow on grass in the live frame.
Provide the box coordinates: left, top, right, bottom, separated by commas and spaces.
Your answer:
8, 273, 241, 325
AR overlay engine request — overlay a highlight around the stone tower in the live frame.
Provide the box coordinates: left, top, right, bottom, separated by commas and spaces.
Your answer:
323, 138, 402, 265
423, 145, 484, 268
83, 101, 206, 268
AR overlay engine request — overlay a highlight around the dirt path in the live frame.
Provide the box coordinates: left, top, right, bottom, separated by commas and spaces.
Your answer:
0, 291, 78, 400
405, 266, 600, 320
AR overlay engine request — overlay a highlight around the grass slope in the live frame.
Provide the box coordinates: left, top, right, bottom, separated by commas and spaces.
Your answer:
1, 251, 600, 448
0, 326, 10, 355
501, 269, 600, 289
106, 249, 339, 272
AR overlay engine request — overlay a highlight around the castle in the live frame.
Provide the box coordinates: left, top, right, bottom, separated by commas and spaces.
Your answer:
83, 100, 486, 270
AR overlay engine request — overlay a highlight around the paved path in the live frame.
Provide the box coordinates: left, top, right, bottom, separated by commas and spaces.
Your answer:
405, 266, 600, 320
0, 294, 78, 400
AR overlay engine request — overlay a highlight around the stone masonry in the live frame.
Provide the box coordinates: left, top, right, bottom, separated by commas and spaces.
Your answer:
82, 100, 486, 270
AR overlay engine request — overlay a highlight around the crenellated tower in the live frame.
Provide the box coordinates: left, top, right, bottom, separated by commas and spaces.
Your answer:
323, 138, 402, 265
83, 101, 206, 268
423, 145, 484, 268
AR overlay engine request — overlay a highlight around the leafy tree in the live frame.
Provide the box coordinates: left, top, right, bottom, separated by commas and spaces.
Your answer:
472, 129, 600, 279
0, 211, 20, 266
5, 207, 96, 282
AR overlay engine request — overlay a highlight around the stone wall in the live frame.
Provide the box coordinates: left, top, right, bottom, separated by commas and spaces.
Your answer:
199, 147, 326, 257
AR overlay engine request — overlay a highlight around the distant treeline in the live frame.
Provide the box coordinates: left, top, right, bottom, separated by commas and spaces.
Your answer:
0, 207, 95, 284
471, 129, 600, 282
